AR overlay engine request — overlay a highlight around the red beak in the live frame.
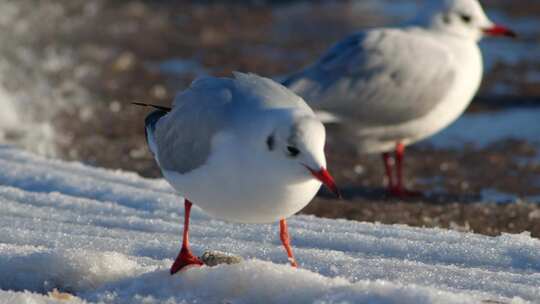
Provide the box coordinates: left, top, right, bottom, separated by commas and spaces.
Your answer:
483, 24, 517, 38
306, 166, 341, 198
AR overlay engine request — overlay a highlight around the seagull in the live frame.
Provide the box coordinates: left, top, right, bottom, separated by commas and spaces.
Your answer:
137, 72, 339, 275
283, 0, 515, 197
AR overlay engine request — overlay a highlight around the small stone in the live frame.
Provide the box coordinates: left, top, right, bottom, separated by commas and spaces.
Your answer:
113, 52, 135, 72
200, 250, 243, 267
78, 107, 94, 122
439, 162, 449, 171
109, 101, 121, 113
353, 165, 365, 175
151, 85, 167, 99
48, 289, 75, 301
528, 209, 540, 220
129, 147, 146, 159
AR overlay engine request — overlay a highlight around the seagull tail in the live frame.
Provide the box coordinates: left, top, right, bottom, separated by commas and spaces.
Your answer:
143, 109, 168, 158
132, 102, 171, 157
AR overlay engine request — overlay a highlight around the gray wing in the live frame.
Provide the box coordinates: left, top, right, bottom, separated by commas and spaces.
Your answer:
151, 77, 234, 174
284, 28, 457, 126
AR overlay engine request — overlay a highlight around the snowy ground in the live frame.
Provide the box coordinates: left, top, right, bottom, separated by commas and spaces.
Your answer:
0, 146, 539, 303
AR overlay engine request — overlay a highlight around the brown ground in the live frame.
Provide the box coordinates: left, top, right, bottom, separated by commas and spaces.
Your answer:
44, 1, 540, 237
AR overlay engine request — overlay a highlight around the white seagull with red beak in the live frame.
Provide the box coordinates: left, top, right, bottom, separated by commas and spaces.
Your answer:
138, 72, 339, 274
283, 0, 516, 197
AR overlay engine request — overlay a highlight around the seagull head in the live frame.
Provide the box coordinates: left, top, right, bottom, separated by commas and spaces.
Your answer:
425, 0, 516, 41
265, 114, 340, 198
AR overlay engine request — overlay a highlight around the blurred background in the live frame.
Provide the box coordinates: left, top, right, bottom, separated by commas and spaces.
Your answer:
0, 0, 539, 236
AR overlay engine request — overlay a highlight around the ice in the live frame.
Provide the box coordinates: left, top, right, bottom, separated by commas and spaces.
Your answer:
427, 107, 540, 149
481, 189, 519, 204
0, 146, 538, 303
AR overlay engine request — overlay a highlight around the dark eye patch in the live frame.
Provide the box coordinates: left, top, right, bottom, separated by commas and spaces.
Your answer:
266, 134, 275, 151
460, 14, 472, 23
287, 146, 300, 157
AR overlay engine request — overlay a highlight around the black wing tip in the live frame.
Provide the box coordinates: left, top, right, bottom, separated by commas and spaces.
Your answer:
132, 102, 172, 112
144, 109, 168, 131
281, 75, 294, 87
282, 72, 303, 88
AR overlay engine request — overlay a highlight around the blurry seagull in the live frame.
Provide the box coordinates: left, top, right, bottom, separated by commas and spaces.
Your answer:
136, 72, 339, 274
283, 0, 515, 197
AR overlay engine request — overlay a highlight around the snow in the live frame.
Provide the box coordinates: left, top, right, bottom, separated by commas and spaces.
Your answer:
0, 0, 95, 157
481, 189, 519, 204
427, 107, 540, 149
0, 146, 539, 303
0, 88, 18, 136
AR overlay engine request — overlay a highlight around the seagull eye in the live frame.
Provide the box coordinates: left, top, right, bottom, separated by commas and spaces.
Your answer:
287, 146, 300, 157
460, 14, 472, 23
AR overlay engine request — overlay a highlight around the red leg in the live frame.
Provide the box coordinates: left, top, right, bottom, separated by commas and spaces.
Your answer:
381, 152, 395, 192
170, 199, 203, 275
279, 219, 298, 267
392, 142, 422, 197
395, 142, 405, 193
